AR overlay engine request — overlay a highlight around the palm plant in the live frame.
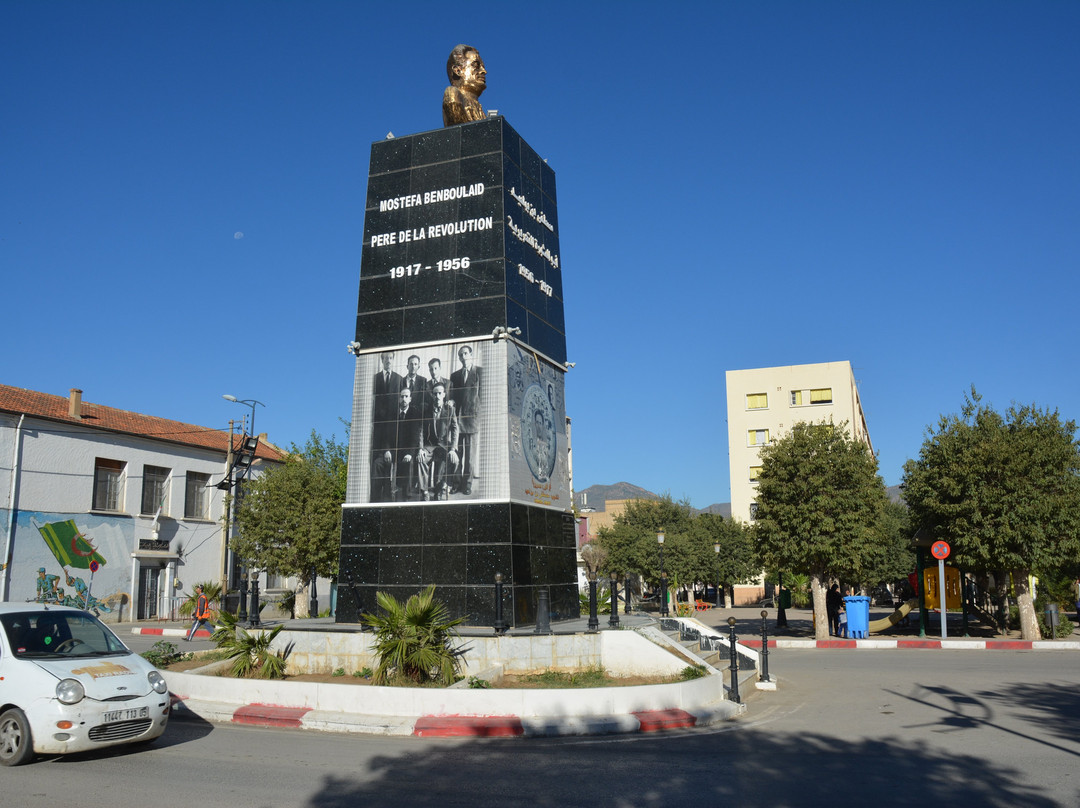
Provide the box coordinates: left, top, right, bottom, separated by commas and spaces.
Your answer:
212, 610, 291, 678
362, 586, 466, 686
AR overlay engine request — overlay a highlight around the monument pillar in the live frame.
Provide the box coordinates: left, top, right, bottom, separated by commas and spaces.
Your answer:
336, 116, 575, 627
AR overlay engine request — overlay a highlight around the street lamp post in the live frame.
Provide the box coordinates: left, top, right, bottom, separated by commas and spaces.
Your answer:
658, 531, 668, 617
609, 571, 620, 628
222, 395, 265, 439
714, 542, 721, 608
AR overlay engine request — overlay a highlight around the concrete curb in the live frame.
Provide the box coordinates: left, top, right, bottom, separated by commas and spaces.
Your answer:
163, 668, 746, 738
740, 638, 1080, 650
133, 626, 214, 639
168, 694, 744, 738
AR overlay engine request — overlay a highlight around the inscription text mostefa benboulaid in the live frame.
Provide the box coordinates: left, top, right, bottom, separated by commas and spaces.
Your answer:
442, 44, 486, 126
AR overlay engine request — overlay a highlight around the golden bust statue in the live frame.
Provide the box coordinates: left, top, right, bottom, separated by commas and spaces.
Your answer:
442, 44, 487, 127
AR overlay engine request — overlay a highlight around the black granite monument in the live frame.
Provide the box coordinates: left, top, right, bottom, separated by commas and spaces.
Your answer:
336, 116, 576, 627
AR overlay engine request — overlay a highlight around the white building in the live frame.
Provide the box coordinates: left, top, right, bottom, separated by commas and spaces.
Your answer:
0, 385, 282, 622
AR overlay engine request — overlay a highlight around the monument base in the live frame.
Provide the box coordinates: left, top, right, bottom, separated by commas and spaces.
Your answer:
336, 502, 578, 627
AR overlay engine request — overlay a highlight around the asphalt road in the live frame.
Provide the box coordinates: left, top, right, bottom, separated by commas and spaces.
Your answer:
6, 649, 1078, 807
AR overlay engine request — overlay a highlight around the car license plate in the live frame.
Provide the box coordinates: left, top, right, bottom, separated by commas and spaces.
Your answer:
103, 706, 149, 723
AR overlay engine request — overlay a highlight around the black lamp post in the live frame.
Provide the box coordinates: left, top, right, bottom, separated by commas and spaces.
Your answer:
777, 570, 788, 628
658, 531, 669, 617
759, 609, 772, 683
248, 566, 261, 628
609, 571, 620, 628
714, 542, 722, 608
493, 572, 509, 635
624, 573, 632, 616
727, 616, 741, 704
309, 565, 318, 618
587, 571, 599, 633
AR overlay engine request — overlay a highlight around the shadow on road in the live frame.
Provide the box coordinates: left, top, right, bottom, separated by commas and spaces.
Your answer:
298, 723, 1069, 807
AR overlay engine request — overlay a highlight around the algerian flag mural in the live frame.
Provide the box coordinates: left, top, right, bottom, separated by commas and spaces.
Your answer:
33, 517, 108, 569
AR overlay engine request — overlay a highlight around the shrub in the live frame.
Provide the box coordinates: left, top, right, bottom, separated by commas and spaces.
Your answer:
467, 676, 491, 689
681, 665, 707, 680
362, 585, 466, 686
141, 640, 190, 668
212, 610, 292, 679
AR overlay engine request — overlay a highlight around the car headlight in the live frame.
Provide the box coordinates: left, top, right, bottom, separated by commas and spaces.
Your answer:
56, 678, 85, 705
148, 670, 168, 694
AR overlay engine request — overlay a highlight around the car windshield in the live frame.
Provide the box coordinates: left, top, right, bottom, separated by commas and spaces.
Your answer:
1, 610, 131, 659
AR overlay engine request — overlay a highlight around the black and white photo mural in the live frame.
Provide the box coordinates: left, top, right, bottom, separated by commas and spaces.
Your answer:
346, 337, 569, 510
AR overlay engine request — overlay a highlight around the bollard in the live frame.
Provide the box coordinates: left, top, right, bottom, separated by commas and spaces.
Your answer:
493, 572, 509, 635
609, 572, 620, 628
534, 587, 552, 634
587, 574, 599, 633
759, 609, 771, 683
727, 616, 741, 704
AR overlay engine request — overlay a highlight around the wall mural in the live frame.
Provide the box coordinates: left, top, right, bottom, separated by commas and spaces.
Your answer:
7, 511, 131, 618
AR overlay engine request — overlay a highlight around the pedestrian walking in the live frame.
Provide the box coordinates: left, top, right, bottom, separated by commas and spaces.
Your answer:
826, 584, 843, 636
186, 585, 215, 641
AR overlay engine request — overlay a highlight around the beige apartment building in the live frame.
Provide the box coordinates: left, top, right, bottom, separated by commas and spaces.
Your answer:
726, 361, 872, 525
724, 361, 873, 604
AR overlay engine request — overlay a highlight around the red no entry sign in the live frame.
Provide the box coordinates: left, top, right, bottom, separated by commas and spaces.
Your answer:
931, 541, 950, 560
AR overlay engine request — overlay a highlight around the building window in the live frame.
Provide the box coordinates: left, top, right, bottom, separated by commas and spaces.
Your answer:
747, 429, 770, 446
749, 503, 759, 521
141, 465, 170, 516
93, 458, 125, 511
746, 393, 768, 410
265, 572, 288, 590
749, 465, 763, 482
791, 388, 833, 405
185, 472, 211, 519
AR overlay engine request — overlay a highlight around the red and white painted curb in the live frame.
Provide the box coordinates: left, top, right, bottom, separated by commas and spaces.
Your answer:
740, 638, 1080, 650
132, 627, 213, 639
168, 696, 708, 737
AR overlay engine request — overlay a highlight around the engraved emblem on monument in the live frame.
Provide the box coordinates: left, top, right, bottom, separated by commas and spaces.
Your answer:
442, 44, 486, 126
521, 383, 556, 483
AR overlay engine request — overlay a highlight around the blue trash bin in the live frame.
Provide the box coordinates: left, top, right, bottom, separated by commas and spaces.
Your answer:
843, 596, 870, 638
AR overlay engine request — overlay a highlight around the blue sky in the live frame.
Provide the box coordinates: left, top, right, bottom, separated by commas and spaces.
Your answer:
4, 1, 1078, 509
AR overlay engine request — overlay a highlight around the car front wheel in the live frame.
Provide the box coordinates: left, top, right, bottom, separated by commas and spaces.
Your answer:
0, 708, 35, 766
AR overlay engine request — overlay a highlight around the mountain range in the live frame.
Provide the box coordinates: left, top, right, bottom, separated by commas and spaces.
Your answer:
576, 482, 903, 517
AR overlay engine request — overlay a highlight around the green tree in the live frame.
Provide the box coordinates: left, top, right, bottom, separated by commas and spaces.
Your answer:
594, 495, 757, 609
232, 430, 347, 616
595, 496, 695, 606
752, 420, 889, 639
691, 513, 757, 606
862, 499, 917, 590
901, 390, 1080, 639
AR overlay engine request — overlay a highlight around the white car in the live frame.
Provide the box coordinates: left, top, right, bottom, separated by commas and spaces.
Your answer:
0, 603, 170, 765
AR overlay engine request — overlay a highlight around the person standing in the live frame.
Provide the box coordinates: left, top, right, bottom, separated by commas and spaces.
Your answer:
826, 584, 843, 637
186, 585, 214, 641
449, 344, 482, 494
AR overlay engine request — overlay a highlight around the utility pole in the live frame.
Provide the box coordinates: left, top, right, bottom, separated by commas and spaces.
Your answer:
219, 420, 235, 609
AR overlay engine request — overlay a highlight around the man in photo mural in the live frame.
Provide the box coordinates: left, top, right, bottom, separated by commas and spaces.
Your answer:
370, 351, 404, 501
427, 357, 450, 396
372, 387, 422, 501
417, 382, 459, 501
449, 344, 482, 494
402, 354, 428, 411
